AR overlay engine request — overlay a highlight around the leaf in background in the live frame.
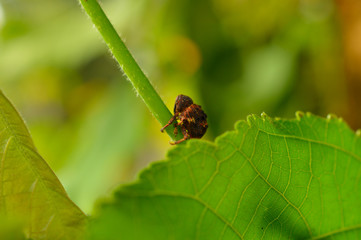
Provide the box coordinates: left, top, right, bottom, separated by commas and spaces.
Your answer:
0, 91, 86, 240
89, 112, 361, 239
58, 81, 145, 213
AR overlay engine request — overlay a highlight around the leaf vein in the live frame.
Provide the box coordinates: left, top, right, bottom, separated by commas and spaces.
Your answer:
237, 131, 313, 237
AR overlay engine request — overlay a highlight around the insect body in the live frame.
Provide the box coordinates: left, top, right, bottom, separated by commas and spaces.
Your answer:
161, 94, 208, 145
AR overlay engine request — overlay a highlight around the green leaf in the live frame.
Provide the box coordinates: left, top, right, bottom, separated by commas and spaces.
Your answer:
89, 112, 361, 239
0, 91, 87, 239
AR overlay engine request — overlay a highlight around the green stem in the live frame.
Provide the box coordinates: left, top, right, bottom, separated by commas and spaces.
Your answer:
79, 0, 180, 141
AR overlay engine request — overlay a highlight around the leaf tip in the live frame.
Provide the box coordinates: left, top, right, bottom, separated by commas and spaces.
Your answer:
357, 129, 361, 137
305, 112, 313, 118
338, 117, 345, 123
295, 111, 304, 120
246, 114, 256, 126
260, 112, 269, 120
326, 113, 338, 121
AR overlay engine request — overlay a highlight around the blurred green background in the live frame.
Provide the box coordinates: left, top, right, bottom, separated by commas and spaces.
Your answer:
1, 0, 359, 213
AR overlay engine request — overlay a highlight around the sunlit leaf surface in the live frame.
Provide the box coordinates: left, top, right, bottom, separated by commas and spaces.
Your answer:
0, 91, 86, 240
90, 112, 361, 239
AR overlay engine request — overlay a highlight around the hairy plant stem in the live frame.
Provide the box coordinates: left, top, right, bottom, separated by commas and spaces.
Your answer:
79, 0, 180, 141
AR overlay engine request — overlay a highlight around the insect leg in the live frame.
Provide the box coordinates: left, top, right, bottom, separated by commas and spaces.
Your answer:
173, 122, 179, 137
160, 115, 176, 132
170, 130, 190, 145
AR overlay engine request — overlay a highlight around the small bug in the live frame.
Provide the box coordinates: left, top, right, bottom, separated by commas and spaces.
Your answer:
161, 94, 208, 145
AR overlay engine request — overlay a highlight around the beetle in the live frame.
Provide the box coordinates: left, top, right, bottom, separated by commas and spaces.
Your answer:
161, 94, 208, 145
